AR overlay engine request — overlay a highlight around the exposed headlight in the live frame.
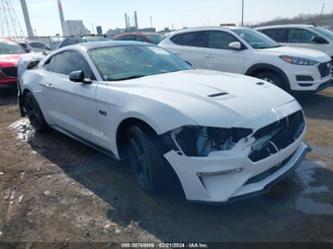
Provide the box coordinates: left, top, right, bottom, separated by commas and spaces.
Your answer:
166, 126, 253, 157
279, 56, 318, 66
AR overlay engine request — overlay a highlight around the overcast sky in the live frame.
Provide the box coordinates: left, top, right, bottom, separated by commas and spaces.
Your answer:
9, 0, 333, 36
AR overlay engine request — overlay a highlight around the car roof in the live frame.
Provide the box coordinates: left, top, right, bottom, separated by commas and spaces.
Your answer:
257, 24, 315, 30
168, 26, 248, 36
64, 36, 83, 40
116, 32, 161, 36
61, 40, 151, 50
27, 40, 47, 44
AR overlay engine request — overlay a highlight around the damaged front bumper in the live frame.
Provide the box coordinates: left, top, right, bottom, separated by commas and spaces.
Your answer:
164, 138, 310, 203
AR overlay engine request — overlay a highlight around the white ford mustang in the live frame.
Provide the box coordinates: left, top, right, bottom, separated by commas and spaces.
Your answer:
19, 41, 310, 203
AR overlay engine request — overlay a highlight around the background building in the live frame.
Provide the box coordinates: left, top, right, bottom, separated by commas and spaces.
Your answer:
63, 20, 91, 36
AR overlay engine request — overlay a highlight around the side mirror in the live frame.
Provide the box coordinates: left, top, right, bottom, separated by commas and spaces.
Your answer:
312, 36, 328, 44
27, 60, 41, 70
229, 41, 242, 50
69, 70, 92, 84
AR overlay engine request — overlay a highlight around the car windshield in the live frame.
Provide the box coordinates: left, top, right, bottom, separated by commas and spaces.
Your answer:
0, 41, 25, 54
88, 45, 192, 81
310, 27, 333, 40
145, 34, 165, 44
29, 42, 49, 49
234, 28, 280, 49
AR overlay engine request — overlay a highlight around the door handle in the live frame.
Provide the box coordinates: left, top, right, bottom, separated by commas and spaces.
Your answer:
45, 83, 54, 88
205, 55, 214, 59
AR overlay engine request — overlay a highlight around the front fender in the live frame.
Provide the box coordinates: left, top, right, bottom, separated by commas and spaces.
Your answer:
245, 63, 290, 90
97, 91, 198, 159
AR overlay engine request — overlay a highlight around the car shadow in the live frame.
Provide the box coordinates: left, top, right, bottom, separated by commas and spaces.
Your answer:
0, 86, 18, 106
26, 129, 333, 242
296, 88, 333, 121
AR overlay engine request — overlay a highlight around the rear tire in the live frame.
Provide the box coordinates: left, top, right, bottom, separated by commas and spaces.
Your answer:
24, 92, 49, 132
255, 71, 287, 90
126, 125, 167, 193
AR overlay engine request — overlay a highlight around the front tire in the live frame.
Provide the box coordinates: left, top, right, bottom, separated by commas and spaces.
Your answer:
24, 92, 49, 132
126, 125, 167, 193
255, 71, 287, 90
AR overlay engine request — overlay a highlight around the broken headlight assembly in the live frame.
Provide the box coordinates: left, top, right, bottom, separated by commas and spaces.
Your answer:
162, 126, 253, 157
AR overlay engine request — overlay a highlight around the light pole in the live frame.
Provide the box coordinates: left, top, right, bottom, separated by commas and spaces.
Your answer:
20, 0, 34, 38
241, 0, 245, 26
321, 3, 326, 16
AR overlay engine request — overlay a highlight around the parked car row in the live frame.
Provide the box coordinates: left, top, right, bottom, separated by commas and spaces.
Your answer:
3, 24, 333, 92
160, 26, 332, 93
19, 40, 51, 53
0, 32, 165, 88
113, 32, 165, 44
56, 35, 110, 49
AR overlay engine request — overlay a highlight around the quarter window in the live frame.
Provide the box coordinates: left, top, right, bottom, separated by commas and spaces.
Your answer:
207, 31, 239, 49
117, 35, 136, 41
29, 42, 49, 50
287, 29, 316, 43
44, 51, 94, 79
261, 29, 287, 42
171, 32, 207, 47
136, 35, 147, 42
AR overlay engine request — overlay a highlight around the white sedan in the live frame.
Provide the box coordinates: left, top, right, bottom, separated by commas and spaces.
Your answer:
19, 41, 310, 203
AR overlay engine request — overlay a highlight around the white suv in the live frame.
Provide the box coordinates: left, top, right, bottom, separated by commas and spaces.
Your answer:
160, 27, 332, 93
256, 24, 333, 62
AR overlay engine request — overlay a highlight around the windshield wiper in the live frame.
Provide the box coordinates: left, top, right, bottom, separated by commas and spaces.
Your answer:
106, 70, 184, 81
109, 75, 146, 81
256, 45, 281, 49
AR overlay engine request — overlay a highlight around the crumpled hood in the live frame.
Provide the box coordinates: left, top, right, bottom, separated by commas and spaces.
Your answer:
257, 46, 330, 62
116, 69, 299, 130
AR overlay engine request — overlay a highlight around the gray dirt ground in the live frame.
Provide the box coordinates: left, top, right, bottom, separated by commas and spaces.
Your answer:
0, 86, 333, 243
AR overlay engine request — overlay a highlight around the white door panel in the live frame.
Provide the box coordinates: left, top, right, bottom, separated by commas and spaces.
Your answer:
41, 49, 101, 144
37, 72, 56, 124
51, 73, 99, 143
200, 47, 245, 73
171, 46, 207, 69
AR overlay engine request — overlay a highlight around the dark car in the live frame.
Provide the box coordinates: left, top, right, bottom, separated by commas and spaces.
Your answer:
56, 35, 110, 49
19, 40, 51, 53
113, 32, 165, 44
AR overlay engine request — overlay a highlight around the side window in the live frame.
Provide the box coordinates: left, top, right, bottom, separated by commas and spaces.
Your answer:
117, 35, 136, 41
44, 56, 57, 72
20, 43, 27, 49
170, 34, 183, 45
61, 38, 82, 48
136, 35, 147, 42
44, 51, 94, 79
171, 32, 207, 48
261, 29, 287, 42
287, 29, 316, 43
30, 42, 48, 49
207, 31, 238, 49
